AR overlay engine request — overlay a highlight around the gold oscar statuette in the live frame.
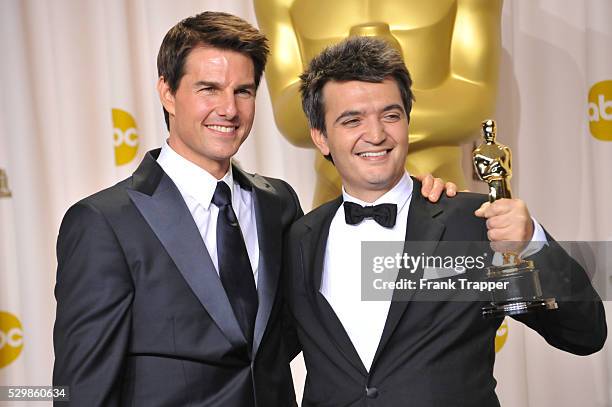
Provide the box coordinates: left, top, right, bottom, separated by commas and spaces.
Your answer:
473, 120, 557, 317
0, 168, 12, 198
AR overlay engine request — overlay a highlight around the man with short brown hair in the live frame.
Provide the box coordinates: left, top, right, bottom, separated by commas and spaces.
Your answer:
53, 11, 301, 406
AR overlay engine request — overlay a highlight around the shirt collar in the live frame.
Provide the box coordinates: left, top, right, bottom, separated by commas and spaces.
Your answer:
157, 140, 234, 209
342, 171, 413, 212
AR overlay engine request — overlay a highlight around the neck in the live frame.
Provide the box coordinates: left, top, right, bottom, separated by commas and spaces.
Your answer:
345, 189, 387, 203
167, 138, 229, 179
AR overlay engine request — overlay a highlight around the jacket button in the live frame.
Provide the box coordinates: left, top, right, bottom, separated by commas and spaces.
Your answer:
365, 387, 379, 398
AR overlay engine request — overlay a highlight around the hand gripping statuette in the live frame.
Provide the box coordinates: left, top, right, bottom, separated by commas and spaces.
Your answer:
473, 120, 557, 318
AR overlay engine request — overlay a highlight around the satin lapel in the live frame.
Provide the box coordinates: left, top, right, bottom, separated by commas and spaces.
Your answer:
127, 151, 245, 348
371, 184, 445, 368
302, 197, 368, 376
233, 166, 282, 357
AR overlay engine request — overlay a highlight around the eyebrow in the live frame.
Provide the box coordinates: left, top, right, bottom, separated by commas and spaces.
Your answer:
333, 110, 362, 125
382, 104, 405, 114
333, 103, 405, 125
193, 81, 256, 91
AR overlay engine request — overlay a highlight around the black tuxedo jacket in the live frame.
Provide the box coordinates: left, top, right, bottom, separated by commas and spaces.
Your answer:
53, 149, 302, 406
284, 180, 606, 407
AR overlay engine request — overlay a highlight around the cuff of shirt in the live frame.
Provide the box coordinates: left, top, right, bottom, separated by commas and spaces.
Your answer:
519, 217, 548, 258
492, 218, 547, 266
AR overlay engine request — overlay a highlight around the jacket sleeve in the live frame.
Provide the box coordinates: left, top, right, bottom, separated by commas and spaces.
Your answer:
53, 202, 134, 406
513, 232, 607, 355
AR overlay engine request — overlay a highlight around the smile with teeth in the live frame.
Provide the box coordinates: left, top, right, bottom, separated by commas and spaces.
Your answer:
206, 124, 236, 133
358, 150, 389, 158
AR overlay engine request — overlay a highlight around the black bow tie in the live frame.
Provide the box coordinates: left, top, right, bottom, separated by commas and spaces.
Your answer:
343, 201, 397, 228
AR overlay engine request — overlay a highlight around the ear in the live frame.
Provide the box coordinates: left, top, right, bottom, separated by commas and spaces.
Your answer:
310, 128, 330, 157
157, 76, 176, 116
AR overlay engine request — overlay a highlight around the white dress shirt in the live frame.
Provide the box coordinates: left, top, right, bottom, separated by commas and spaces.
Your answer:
157, 142, 259, 287
320, 172, 414, 371
320, 171, 547, 371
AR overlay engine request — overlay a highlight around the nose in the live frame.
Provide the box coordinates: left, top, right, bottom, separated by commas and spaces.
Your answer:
363, 118, 386, 144
216, 90, 238, 119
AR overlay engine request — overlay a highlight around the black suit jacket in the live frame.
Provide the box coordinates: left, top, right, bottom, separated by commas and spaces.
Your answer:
53, 149, 302, 406
284, 180, 606, 407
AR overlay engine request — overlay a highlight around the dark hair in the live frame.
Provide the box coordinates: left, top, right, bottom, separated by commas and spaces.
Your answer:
157, 11, 269, 130
300, 36, 414, 136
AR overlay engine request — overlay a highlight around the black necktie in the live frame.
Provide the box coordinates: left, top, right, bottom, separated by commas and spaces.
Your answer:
343, 201, 397, 228
212, 182, 258, 345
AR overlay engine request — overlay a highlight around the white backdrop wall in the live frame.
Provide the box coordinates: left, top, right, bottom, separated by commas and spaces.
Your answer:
0, 1, 609, 406
491, 2, 612, 406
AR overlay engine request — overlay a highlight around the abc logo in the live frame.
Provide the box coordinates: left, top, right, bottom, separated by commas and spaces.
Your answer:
112, 108, 140, 165
0, 311, 24, 368
588, 80, 612, 141
494, 318, 508, 353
